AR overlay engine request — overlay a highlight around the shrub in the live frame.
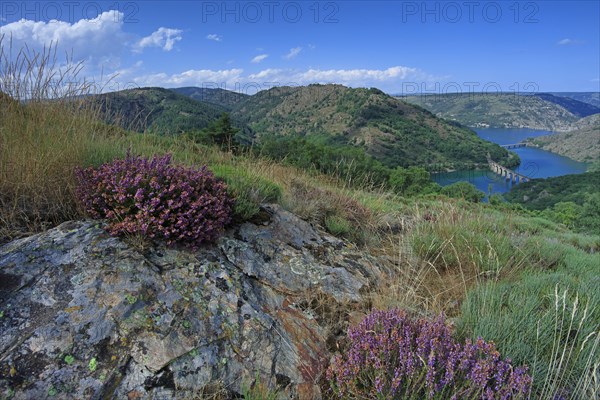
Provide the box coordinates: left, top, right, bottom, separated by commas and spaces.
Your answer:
189, 112, 241, 151
441, 182, 485, 203
326, 309, 531, 399
488, 194, 504, 206
389, 166, 441, 196
76, 153, 233, 247
576, 193, 600, 235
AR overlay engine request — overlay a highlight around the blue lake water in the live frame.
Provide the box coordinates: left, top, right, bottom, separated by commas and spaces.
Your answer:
433, 128, 590, 196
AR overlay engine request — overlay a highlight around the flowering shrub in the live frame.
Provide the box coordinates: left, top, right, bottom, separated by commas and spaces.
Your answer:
326, 309, 532, 399
76, 153, 233, 247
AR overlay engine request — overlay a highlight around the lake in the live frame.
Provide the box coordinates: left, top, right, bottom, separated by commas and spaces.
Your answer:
433, 128, 589, 196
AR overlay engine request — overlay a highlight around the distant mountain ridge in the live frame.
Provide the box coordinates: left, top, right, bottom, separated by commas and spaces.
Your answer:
546, 92, 600, 108
531, 93, 600, 118
401, 92, 599, 131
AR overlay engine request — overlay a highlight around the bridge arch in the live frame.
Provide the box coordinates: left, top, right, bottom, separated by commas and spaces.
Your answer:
486, 153, 531, 185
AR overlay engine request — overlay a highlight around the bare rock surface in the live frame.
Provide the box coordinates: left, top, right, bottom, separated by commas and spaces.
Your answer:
0, 205, 386, 399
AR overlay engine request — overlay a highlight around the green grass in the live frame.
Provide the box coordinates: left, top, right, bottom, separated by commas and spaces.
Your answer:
210, 164, 282, 220
405, 200, 599, 397
324, 214, 352, 237
457, 246, 600, 398
409, 203, 563, 279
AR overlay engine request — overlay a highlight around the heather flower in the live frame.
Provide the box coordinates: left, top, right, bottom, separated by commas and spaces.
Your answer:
326, 309, 532, 399
75, 152, 233, 248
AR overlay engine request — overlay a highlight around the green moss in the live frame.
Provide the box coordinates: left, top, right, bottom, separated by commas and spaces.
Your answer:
88, 357, 97, 372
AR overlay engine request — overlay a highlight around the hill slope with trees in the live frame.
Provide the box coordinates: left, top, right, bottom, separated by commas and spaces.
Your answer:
230, 84, 514, 169
171, 87, 249, 109
92, 87, 227, 134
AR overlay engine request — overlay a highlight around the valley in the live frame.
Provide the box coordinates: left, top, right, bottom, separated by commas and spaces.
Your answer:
90, 84, 515, 171
88, 84, 598, 201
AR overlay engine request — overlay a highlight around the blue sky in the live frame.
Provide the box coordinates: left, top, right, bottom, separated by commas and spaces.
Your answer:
1, 1, 598, 94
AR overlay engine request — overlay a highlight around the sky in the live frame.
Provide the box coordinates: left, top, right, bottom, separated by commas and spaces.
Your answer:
1, 1, 599, 94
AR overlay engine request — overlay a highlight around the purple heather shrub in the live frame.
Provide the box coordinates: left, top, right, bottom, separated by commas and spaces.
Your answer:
326, 309, 532, 399
76, 152, 233, 248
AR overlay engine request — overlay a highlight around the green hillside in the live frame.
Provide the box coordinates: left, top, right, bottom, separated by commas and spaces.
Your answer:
401, 93, 585, 131
93, 87, 226, 134
231, 84, 514, 169
171, 87, 249, 109
505, 171, 600, 210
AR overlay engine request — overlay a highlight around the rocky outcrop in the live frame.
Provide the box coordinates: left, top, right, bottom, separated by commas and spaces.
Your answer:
0, 205, 387, 399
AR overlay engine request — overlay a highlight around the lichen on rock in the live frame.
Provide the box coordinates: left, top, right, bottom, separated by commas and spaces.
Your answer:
0, 205, 387, 399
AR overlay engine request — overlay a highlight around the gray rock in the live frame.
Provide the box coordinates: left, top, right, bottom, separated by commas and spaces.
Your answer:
0, 205, 387, 399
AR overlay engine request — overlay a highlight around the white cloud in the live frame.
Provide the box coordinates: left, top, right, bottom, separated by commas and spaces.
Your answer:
251, 54, 269, 64
245, 66, 420, 86
136, 27, 183, 52
247, 68, 283, 79
131, 68, 245, 88
206, 34, 222, 42
557, 38, 581, 46
112, 60, 144, 78
284, 47, 302, 60
1, 11, 183, 62
123, 65, 428, 93
0, 10, 129, 67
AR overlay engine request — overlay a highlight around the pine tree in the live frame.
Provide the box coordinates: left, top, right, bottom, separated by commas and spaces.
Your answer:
189, 112, 240, 152
204, 112, 239, 152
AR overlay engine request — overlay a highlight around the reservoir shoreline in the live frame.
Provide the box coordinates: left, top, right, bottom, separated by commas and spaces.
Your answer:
433, 128, 590, 196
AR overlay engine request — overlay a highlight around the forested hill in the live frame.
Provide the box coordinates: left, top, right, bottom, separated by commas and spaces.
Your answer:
91, 87, 226, 134
504, 171, 600, 211
229, 84, 514, 169
171, 87, 249, 109
89, 84, 515, 170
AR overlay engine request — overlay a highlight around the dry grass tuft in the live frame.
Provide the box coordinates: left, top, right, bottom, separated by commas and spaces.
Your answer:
0, 37, 120, 242
283, 179, 373, 242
